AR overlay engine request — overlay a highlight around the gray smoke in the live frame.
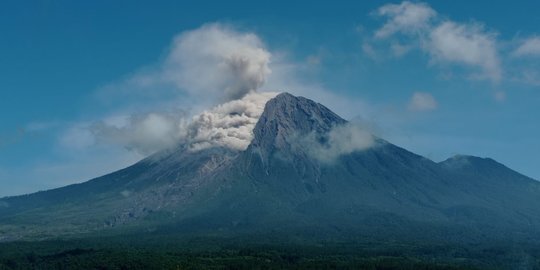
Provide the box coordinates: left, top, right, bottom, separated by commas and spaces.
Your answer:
186, 91, 278, 151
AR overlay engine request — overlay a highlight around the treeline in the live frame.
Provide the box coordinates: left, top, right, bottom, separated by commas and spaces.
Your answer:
0, 235, 539, 269
0, 246, 474, 270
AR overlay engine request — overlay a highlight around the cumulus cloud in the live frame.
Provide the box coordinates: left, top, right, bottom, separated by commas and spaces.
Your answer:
408, 92, 438, 112
163, 23, 271, 101
426, 22, 501, 81
373, 1, 502, 82
374, 1, 436, 39
303, 124, 375, 163
513, 36, 540, 57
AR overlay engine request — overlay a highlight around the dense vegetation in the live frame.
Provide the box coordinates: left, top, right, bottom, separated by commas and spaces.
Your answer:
1, 234, 539, 269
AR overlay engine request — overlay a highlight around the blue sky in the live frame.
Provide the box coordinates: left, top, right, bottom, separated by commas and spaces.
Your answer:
1, 0, 539, 197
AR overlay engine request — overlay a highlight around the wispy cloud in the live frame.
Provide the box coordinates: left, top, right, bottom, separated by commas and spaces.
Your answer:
372, 1, 501, 83
426, 21, 501, 82
408, 92, 438, 112
513, 36, 540, 58
374, 1, 436, 39
507, 36, 540, 86
90, 110, 189, 155
302, 123, 375, 163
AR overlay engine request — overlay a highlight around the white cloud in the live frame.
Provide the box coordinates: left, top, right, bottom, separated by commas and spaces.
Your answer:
426, 21, 501, 82
163, 23, 271, 101
60, 125, 96, 150
513, 36, 540, 57
390, 42, 413, 57
90, 111, 189, 155
408, 92, 438, 112
362, 42, 378, 60
375, 1, 436, 39
520, 70, 540, 86
373, 1, 502, 83
304, 124, 375, 163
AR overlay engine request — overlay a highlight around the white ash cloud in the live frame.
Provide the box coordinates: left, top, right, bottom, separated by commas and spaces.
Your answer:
187, 91, 278, 151
302, 123, 375, 163
89, 92, 278, 155
163, 23, 272, 101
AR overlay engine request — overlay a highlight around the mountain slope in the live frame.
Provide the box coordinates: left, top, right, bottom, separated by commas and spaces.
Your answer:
1, 92, 540, 242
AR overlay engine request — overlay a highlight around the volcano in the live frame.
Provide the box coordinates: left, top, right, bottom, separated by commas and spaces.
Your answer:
1, 92, 540, 242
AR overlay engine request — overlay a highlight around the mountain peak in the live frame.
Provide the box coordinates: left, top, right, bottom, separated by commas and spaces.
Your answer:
248, 92, 346, 153
440, 154, 499, 169
438, 154, 530, 181
269, 92, 296, 102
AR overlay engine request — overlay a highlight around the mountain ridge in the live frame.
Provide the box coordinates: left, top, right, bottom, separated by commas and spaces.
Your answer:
1, 92, 540, 242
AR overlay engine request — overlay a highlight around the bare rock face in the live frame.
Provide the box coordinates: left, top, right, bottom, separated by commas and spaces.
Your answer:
251, 92, 346, 153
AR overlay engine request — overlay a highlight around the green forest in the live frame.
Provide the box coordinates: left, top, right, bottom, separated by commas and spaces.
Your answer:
1, 234, 538, 269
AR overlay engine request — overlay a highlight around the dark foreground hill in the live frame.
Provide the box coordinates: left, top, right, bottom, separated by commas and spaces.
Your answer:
1, 93, 540, 268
